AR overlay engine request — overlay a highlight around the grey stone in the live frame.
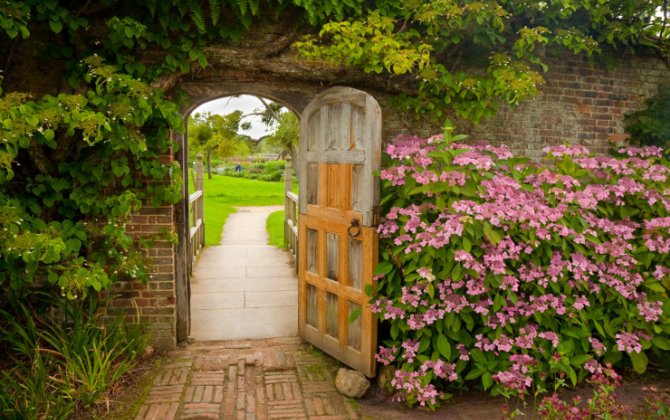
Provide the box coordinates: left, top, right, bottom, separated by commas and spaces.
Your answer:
335, 368, 370, 398
376, 365, 395, 392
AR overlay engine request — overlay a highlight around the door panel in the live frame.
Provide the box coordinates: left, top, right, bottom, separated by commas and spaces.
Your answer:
298, 87, 381, 377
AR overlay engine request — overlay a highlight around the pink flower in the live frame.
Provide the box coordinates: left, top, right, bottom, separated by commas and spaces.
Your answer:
543, 144, 590, 157
618, 146, 663, 158
588, 337, 606, 356
422, 359, 458, 381
402, 339, 420, 363
615, 332, 642, 353
376, 346, 397, 366
653, 266, 670, 280
637, 300, 663, 322
539, 332, 559, 347
453, 151, 495, 170
457, 344, 470, 361
573, 295, 590, 311
417, 267, 435, 282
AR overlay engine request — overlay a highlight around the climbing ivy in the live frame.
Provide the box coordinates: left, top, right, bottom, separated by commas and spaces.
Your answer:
294, 0, 670, 122
0, 56, 183, 298
0, 0, 367, 300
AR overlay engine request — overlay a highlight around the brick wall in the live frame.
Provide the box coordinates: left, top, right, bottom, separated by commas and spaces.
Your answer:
467, 54, 669, 158
106, 190, 178, 350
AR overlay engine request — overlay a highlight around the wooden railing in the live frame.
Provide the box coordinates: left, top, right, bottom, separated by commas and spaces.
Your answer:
189, 155, 205, 269
284, 161, 298, 269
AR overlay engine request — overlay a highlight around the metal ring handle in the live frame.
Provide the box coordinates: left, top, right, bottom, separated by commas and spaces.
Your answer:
347, 219, 361, 238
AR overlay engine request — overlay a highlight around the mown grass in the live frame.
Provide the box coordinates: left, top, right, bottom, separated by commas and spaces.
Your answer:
266, 210, 285, 248
199, 175, 285, 245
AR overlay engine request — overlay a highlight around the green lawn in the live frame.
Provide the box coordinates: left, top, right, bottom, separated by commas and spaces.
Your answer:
266, 210, 285, 248
199, 175, 285, 245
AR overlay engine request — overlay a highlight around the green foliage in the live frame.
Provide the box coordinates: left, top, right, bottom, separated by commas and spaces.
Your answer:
292, 0, 365, 25
0, 57, 183, 299
0, 295, 146, 418
266, 210, 286, 248
189, 111, 253, 178
222, 160, 287, 182
625, 85, 670, 151
0, 1, 30, 39
263, 107, 299, 152
295, 0, 670, 123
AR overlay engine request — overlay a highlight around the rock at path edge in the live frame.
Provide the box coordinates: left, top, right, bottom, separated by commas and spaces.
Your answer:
335, 368, 371, 398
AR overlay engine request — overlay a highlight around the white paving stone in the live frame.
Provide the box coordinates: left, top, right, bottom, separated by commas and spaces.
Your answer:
190, 205, 298, 341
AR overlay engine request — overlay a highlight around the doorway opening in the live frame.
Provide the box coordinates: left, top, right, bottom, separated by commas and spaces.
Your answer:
185, 94, 300, 341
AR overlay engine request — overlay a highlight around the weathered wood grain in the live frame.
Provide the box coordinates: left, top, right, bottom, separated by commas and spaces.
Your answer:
298, 87, 381, 377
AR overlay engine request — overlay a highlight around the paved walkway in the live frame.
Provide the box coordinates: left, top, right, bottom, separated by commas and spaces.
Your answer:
190, 206, 297, 340
133, 207, 357, 419
134, 337, 359, 419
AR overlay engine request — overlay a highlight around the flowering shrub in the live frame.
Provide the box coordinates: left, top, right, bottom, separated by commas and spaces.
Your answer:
373, 131, 670, 408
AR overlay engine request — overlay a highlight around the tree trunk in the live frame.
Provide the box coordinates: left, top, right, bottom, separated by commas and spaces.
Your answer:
206, 151, 212, 180
288, 145, 299, 178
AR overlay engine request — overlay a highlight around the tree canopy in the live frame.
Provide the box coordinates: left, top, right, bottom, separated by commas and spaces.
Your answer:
189, 111, 252, 178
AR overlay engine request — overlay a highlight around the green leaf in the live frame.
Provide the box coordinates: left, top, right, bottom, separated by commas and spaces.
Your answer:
462, 236, 472, 252
629, 351, 648, 374
374, 261, 393, 276
645, 281, 666, 293
568, 366, 577, 386
49, 19, 63, 33
348, 307, 361, 324
653, 336, 670, 351
437, 334, 451, 360
464, 368, 483, 380
570, 354, 591, 366
482, 372, 493, 390
483, 222, 501, 245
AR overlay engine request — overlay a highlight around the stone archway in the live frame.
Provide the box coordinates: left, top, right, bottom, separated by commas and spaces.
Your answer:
173, 84, 320, 342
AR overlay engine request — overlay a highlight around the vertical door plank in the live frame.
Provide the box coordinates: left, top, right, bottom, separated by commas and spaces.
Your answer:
318, 163, 328, 207
326, 232, 339, 282
348, 238, 363, 290
347, 301, 362, 350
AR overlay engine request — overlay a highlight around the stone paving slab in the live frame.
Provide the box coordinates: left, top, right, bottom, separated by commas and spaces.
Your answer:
190, 205, 298, 341
190, 307, 297, 340
133, 338, 359, 420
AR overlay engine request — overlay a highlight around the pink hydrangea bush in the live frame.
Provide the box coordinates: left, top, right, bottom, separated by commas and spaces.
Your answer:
373, 132, 670, 408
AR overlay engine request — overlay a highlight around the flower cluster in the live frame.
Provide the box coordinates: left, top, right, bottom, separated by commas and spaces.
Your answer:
374, 134, 670, 407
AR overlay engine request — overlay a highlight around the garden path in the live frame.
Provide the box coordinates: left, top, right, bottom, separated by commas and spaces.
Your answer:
133, 208, 360, 419
189, 205, 297, 341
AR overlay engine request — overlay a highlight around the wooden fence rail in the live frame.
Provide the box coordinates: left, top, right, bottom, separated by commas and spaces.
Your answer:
189, 155, 205, 270
284, 161, 298, 270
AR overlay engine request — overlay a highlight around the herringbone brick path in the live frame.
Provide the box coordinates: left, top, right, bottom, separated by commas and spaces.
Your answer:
133, 337, 359, 420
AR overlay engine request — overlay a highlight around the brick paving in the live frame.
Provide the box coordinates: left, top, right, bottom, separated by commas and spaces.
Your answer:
133, 337, 359, 420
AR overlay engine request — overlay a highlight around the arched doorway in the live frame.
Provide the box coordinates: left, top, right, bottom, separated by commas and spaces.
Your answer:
177, 90, 306, 341
174, 85, 382, 377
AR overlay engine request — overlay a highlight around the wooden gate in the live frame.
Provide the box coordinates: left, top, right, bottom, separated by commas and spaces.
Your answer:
298, 87, 381, 377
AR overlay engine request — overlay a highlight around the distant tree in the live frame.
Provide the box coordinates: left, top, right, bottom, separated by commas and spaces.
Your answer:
250, 97, 299, 172
264, 110, 299, 162
188, 111, 251, 179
